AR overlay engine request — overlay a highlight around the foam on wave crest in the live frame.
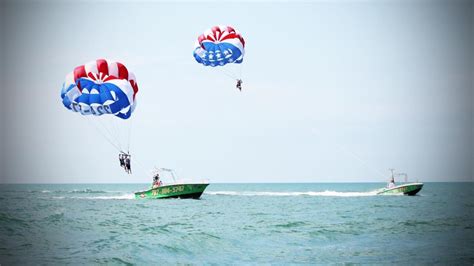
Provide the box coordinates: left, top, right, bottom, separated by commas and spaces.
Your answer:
67, 189, 110, 194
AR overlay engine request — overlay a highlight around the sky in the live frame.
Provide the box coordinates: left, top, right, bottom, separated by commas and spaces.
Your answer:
0, 0, 472, 183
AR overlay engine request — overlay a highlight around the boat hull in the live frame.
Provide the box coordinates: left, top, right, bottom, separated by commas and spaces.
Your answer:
134, 183, 209, 199
377, 183, 423, 196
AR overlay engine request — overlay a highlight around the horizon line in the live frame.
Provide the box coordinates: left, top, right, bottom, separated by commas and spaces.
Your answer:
0, 180, 472, 185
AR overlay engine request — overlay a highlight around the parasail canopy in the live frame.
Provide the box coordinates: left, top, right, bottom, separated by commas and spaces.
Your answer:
60, 59, 139, 120
193, 25, 245, 67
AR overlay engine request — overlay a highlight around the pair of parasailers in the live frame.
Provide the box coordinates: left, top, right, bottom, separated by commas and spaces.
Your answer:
119, 152, 132, 174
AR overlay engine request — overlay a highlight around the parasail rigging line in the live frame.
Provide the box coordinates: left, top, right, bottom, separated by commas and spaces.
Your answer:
80, 115, 122, 152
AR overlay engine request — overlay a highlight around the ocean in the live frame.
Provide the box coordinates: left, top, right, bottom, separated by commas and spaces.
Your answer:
0, 183, 473, 264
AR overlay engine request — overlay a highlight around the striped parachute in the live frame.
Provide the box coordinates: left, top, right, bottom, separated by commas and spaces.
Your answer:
60, 59, 139, 155
193, 25, 245, 67
61, 59, 138, 119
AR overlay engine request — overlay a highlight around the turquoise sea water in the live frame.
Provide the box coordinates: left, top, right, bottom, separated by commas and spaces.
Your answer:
1, 183, 473, 264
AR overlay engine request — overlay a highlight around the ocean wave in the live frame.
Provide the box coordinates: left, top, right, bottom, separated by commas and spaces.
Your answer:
0, 212, 29, 227
205, 190, 379, 197
23, 190, 52, 194
275, 221, 308, 228
44, 212, 65, 224
66, 189, 110, 194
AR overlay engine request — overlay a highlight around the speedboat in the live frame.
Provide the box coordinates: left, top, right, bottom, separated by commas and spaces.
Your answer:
376, 169, 423, 196
134, 168, 209, 199
377, 182, 424, 196
134, 183, 209, 199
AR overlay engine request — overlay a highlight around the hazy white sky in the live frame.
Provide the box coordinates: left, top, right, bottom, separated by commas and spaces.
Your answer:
0, 1, 472, 183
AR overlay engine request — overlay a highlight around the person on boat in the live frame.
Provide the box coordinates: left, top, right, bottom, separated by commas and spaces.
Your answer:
152, 174, 162, 188
388, 176, 396, 188
236, 79, 242, 91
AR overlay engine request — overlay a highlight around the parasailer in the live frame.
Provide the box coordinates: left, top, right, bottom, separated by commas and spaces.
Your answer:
193, 25, 245, 90
236, 79, 242, 91
60, 59, 139, 174
119, 153, 125, 168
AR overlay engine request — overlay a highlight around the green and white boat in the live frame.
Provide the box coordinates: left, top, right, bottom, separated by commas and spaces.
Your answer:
134, 168, 209, 199
377, 169, 423, 196
135, 183, 209, 199
377, 182, 424, 196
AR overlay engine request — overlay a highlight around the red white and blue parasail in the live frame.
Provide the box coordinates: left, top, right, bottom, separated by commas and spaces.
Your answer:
193, 25, 245, 67
60, 59, 139, 119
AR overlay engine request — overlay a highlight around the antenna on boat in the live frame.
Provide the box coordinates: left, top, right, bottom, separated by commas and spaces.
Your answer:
389, 168, 396, 180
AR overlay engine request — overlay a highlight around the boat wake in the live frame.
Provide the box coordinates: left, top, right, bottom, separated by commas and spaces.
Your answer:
205, 190, 380, 197
39, 189, 123, 194
51, 194, 135, 200
79, 194, 135, 200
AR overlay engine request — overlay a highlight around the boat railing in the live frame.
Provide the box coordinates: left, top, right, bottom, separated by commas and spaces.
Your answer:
388, 169, 421, 184
150, 167, 210, 185
171, 178, 210, 185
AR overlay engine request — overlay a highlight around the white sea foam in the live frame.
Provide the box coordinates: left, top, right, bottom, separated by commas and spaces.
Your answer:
205, 190, 381, 197
71, 194, 135, 200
